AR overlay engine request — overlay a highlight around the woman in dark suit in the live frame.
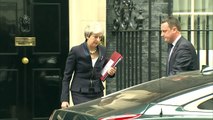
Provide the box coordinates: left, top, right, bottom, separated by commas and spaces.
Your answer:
61, 22, 116, 108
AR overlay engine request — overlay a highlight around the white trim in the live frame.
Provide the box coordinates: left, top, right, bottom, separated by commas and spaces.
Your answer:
191, 0, 195, 45
173, 12, 213, 15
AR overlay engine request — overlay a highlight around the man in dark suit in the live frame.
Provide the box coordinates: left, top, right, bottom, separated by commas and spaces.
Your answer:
161, 16, 199, 76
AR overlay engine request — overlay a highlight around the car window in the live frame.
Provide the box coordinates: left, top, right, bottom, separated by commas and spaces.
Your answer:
183, 94, 213, 112
198, 98, 213, 110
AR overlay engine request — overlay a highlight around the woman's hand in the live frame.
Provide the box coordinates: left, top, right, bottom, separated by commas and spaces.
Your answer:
61, 101, 70, 108
107, 67, 117, 76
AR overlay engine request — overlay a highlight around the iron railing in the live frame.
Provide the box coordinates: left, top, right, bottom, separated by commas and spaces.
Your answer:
113, 15, 213, 91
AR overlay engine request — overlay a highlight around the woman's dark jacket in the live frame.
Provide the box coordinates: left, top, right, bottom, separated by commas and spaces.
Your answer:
61, 42, 108, 102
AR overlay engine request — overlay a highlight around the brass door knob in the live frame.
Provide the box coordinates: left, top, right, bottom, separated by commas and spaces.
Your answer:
22, 57, 29, 64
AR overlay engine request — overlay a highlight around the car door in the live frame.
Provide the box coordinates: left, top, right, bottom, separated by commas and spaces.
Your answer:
0, 0, 68, 120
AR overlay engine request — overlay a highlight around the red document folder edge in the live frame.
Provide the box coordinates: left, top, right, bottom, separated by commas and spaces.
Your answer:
100, 51, 123, 81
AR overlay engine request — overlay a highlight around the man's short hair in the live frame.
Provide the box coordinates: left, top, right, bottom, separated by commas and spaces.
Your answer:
161, 16, 181, 31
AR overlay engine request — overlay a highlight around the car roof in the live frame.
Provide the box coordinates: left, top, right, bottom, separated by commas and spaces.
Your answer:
101, 69, 213, 102
57, 69, 213, 118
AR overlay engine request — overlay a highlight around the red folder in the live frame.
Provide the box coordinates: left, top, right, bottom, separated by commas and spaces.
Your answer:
100, 51, 123, 81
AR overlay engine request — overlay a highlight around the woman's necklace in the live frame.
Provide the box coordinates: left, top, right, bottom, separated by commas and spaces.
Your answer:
89, 49, 97, 54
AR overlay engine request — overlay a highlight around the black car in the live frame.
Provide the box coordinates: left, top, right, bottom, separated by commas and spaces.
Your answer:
50, 66, 213, 120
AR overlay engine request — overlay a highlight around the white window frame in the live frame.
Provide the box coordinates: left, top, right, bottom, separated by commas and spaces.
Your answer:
172, 0, 213, 67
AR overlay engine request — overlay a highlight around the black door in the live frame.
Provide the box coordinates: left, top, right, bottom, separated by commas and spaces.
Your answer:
0, 0, 68, 119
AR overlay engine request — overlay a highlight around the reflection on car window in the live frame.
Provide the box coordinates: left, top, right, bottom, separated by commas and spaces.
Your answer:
198, 98, 213, 110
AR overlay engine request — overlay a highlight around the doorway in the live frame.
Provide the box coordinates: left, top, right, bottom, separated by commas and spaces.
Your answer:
0, 0, 68, 119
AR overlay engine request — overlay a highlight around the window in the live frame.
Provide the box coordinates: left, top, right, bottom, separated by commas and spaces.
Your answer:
198, 98, 213, 110
173, 0, 213, 50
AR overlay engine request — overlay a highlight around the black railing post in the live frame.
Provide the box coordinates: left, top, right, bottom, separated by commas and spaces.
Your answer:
116, 31, 119, 91
148, 0, 152, 80
197, 16, 200, 68
188, 15, 191, 42
206, 15, 209, 65
139, 30, 143, 83
130, 31, 133, 86
133, 31, 135, 85
116, 31, 120, 91
123, 31, 127, 89
127, 31, 131, 87
135, 31, 138, 85
178, 15, 181, 23
159, 16, 162, 78
120, 31, 124, 90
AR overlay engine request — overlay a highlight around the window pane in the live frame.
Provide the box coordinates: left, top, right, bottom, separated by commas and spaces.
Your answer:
198, 98, 213, 110
195, 0, 213, 12
209, 16, 213, 49
173, 0, 191, 12
194, 15, 213, 50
